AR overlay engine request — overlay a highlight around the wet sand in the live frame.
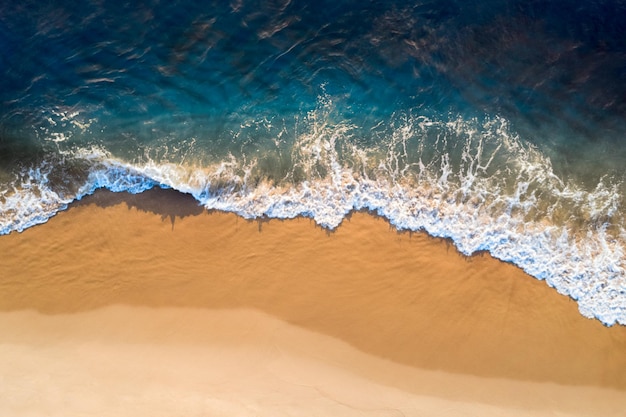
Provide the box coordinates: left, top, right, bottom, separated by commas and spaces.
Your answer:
0, 188, 625, 416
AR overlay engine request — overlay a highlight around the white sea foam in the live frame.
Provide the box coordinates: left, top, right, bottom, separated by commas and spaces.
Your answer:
0, 112, 624, 326
0, 165, 74, 234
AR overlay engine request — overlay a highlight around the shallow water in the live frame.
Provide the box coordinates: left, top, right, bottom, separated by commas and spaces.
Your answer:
1, 0, 625, 324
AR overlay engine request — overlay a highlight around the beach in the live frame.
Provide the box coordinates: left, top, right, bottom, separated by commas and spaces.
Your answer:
1, 1, 625, 415
0, 188, 625, 416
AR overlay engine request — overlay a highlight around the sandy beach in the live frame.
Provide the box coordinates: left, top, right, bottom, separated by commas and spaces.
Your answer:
1, 188, 625, 416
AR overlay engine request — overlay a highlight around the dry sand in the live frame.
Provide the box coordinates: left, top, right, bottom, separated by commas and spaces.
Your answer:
0, 188, 625, 416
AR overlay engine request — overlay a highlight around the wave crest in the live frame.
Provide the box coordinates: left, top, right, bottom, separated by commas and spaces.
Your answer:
1, 107, 624, 325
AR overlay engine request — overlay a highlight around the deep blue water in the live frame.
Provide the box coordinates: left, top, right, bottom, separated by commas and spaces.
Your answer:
1, 0, 625, 324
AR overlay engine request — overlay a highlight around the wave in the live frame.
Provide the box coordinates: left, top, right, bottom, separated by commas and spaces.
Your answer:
0, 106, 624, 326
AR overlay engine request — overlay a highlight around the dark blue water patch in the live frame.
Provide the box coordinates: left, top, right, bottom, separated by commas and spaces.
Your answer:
1, 0, 625, 196
2, 0, 623, 128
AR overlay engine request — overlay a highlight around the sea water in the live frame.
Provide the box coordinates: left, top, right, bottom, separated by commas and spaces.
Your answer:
1, 0, 625, 324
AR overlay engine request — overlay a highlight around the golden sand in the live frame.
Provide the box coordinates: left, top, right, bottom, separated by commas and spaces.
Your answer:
0, 189, 625, 416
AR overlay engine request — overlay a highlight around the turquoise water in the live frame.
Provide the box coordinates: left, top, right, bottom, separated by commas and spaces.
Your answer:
1, 0, 625, 324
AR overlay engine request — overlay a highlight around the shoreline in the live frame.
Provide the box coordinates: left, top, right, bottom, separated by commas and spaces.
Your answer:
1, 188, 626, 415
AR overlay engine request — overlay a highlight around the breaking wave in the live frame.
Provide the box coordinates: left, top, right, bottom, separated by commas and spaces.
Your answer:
1, 102, 624, 325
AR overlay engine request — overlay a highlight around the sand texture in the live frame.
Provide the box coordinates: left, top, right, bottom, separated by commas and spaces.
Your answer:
0, 189, 625, 416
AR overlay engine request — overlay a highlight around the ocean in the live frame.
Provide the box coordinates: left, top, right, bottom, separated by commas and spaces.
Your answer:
0, 0, 625, 325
